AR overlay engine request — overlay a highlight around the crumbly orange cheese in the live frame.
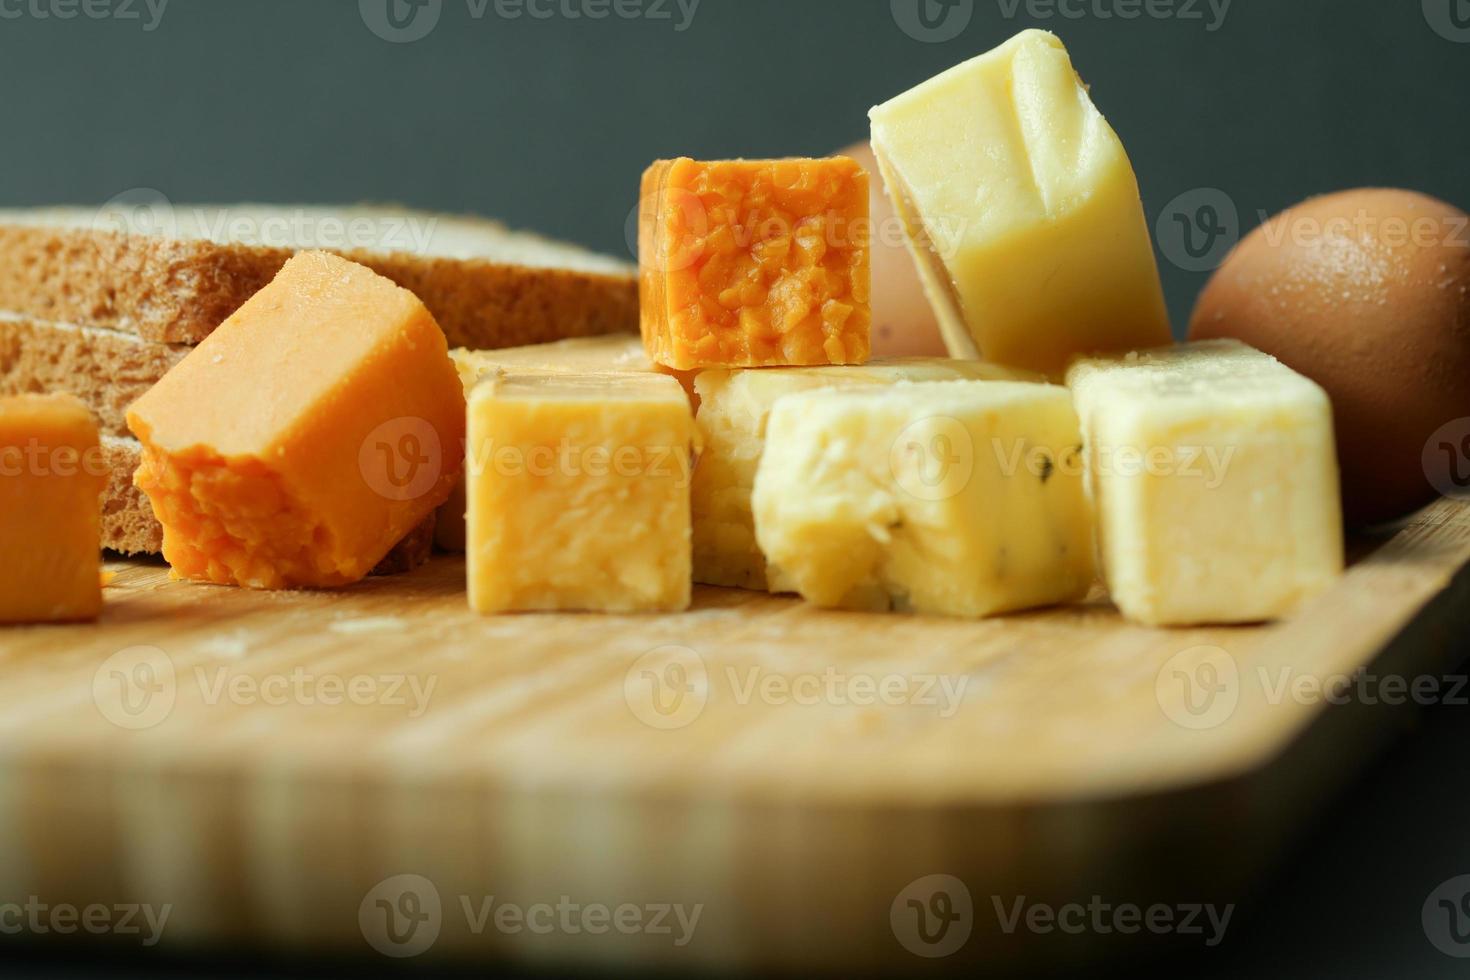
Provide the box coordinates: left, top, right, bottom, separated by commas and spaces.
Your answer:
639, 157, 872, 370
126, 252, 465, 590
0, 394, 106, 622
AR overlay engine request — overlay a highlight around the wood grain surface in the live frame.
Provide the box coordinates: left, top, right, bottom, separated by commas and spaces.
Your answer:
0, 498, 1466, 971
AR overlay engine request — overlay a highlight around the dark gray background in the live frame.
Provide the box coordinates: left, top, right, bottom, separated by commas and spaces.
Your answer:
2, 1, 1469, 977
0, 0, 1466, 331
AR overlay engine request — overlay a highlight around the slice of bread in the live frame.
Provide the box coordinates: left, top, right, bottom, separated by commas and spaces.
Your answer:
0, 314, 187, 439
100, 435, 164, 555
101, 435, 433, 574
0, 205, 637, 347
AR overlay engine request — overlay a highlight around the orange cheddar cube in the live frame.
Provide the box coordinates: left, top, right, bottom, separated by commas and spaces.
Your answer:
126, 252, 466, 590
639, 157, 872, 370
0, 394, 106, 623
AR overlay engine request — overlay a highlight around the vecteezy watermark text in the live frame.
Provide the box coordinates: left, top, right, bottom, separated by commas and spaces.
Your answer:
993, 0, 1232, 31
0, 897, 171, 946
0, 0, 168, 31
93, 645, 437, 730
359, 0, 700, 43
0, 440, 109, 479
623, 646, 970, 730
889, 874, 1233, 958
992, 894, 1233, 946
359, 874, 702, 958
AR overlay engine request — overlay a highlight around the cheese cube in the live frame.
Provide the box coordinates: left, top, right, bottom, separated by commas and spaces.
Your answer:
0, 394, 106, 622
868, 30, 1171, 376
639, 157, 871, 370
437, 336, 697, 552
693, 358, 1033, 591
1067, 341, 1344, 625
467, 371, 697, 613
127, 252, 466, 590
752, 381, 1094, 617
451, 335, 697, 401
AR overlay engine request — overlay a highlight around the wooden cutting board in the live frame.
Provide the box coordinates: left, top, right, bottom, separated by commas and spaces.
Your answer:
1, 498, 1468, 973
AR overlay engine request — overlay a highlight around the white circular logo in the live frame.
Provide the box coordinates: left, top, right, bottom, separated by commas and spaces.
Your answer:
624, 645, 708, 730
1156, 187, 1240, 273
628, 186, 709, 274
359, 0, 443, 43
359, 874, 442, 958
890, 874, 973, 958
1156, 645, 1239, 730
93, 645, 176, 731
890, 0, 974, 43
1424, 0, 1470, 42
1423, 417, 1470, 500
90, 188, 178, 276
1424, 875, 1470, 957
890, 415, 974, 503
359, 417, 444, 502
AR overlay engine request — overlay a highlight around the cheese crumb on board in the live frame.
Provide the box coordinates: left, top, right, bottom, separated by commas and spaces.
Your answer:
466, 371, 697, 614
639, 157, 872, 370
1067, 340, 1344, 626
0, 394, 106, 623
752, 380, 1095, 618
693, 358, 1036, 592
126, 251, 466, 590
868, 29, 1171, 376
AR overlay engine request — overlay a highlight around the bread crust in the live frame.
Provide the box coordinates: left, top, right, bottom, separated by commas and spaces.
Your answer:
0, 225, 638, 347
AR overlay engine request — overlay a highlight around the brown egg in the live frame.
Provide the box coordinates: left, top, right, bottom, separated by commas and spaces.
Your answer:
839, 140, 947, 358
1190, 188, 1470, 525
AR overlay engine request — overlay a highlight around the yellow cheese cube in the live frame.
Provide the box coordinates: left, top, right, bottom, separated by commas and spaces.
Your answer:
0, 394, 106, 623
868, 30, 1171, 376
752, 380, 1094, 618
1067, 341, 1345, 626
466, 371, 697, 613
438, 336, 698, 552
692, 358, 1031, 591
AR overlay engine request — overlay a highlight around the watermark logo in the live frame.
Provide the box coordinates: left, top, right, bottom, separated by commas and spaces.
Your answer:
0, 439, 109, 480
0, 898, 171, 946
361, 0, 700, 41
891, 416, 974, 502
1424, 875, 1470, 957
1156, 645, 1238, 730
467, 436, 694, 488
625, 645, 708, 730
359, 0, 443, 42
93, 645, 176, 730
1156, 188, 1239, 272
891, 0, 973, 42
1424, 0, 1470, 42
0, 0, 169, 31
360, 874, 443, 958
90, 187, 177, 275
993, 0, 1232, 31
1423, 418, 1470, 500
359, 417, 444, 502
891, 874, 973, 958
993, 895, 1232, 945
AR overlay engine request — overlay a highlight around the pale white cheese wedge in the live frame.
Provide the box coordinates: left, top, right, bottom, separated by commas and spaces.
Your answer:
868, 29, 1171, 376
752, 380, 1095, 618
1067, 341, 1345, 626
692, 358, 1033, 592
